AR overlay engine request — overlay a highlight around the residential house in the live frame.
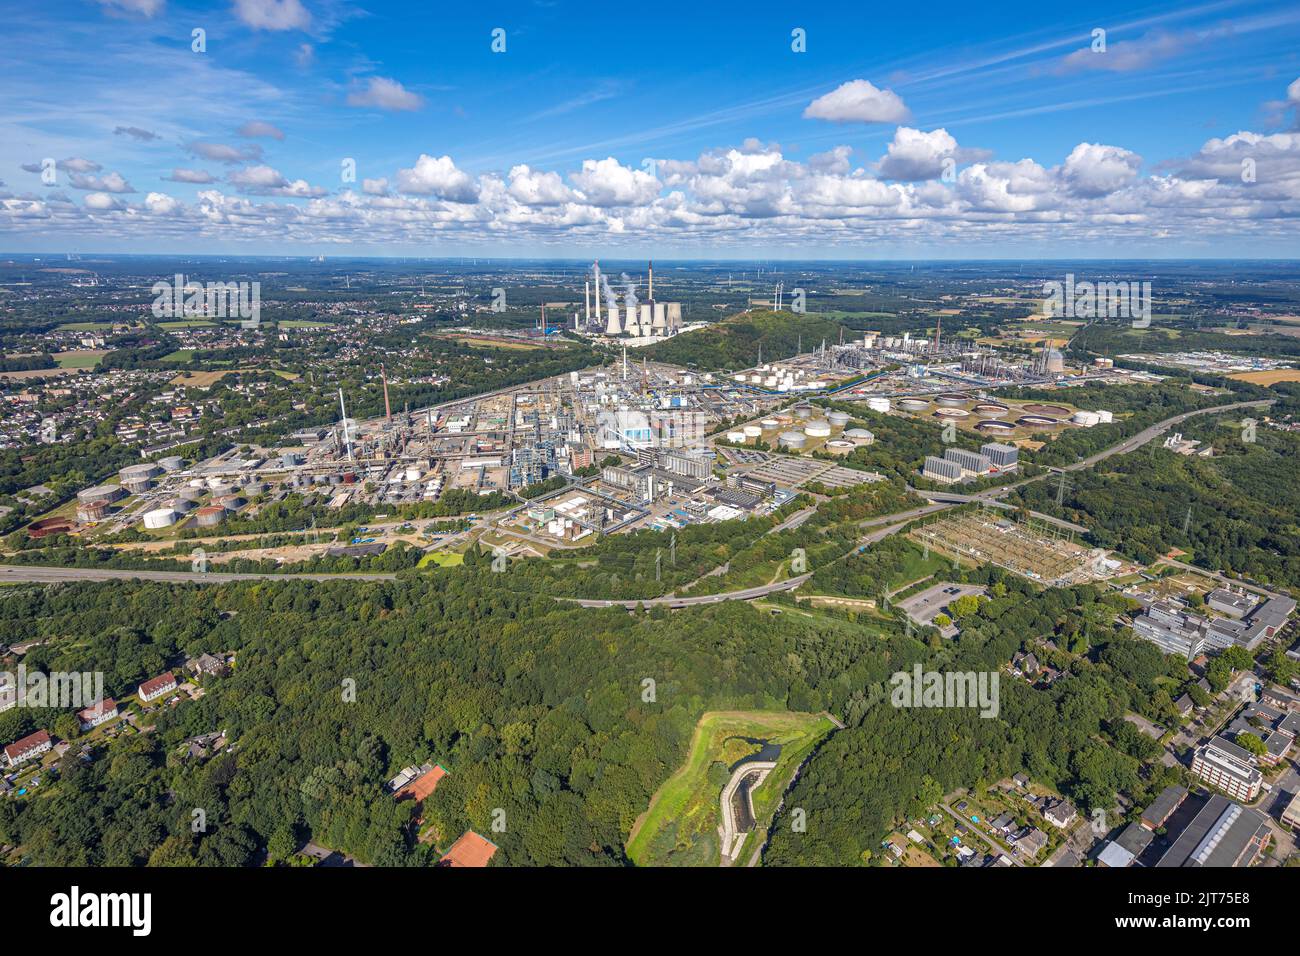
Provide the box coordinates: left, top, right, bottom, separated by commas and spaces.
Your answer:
77, 698, 119, 731
189, 653, 229, 679
1042, 798, 1078, 829
1011, 826, 1048, 858
4, 729, 52, 767
138, 671, 178, 704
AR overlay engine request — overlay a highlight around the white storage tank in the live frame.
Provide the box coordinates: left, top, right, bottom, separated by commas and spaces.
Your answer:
143, 508, 177, 529
119, 463, 162, 482
827, 410, 851, 428
743, 425, 763, 439
805, 421, 832, 438
726, 431, 747, 443
867, 397, 891, 413
1097, 410, 1114, 423
1072, 411, 1101, 427
78, 483, 125, 504
778, 430, 807, 450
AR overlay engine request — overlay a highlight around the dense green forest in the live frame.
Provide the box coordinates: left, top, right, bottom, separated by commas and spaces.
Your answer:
0, 572, 921, 866
0, 542, 1208, 867
643, 309, 845, 370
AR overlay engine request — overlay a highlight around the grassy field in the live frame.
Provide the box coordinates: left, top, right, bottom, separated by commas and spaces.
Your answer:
626, 709, 835, 867
417, 551, 464, 568
446, 334, 547, 350
54, 349, 107, 368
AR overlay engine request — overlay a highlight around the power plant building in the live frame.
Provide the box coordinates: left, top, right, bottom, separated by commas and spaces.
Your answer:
922, 455, 963, 484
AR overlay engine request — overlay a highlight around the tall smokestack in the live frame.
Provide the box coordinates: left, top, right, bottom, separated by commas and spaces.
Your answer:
593, 261, 602, 325
338, 388, 353, 461
648, 261, 653, 301
381, 364, 391, 421
584, 281, 591, 323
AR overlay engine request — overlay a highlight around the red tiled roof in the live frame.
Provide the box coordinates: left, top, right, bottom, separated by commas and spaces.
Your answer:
395, 764, 448, 803
5, 729, 51, 760
139, 673, 176, 697
439, 830, 497, 868
77, 698, 117, 721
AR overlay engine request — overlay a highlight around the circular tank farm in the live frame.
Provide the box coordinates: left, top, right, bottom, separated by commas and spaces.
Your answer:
824, 440, 854, 456
827, 410, 851, 428
760, 418, 781, 429
973, 402, 1009, 417
1017, 415, 1060, 427
1021, 403, 1070, 417
899, 398, 930, 411
935, 393, 968, 407
778, 430, 807, 450
743, 425, 763, 439
933, 407, 970, 419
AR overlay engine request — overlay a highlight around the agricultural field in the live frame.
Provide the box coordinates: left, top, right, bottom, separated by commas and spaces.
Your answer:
626, 709, 835, 867
54, 349, 107, 368
1227, 369, 1300, 385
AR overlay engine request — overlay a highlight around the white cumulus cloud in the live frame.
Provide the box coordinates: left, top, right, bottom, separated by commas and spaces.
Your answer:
347, 77, 424, 112
803, 79, 910, 124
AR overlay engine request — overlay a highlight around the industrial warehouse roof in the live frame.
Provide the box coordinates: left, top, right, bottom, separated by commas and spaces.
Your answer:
1156, 795, 1269, 868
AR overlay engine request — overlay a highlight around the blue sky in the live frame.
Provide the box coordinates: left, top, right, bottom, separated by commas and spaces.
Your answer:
3, 0, 1300, 257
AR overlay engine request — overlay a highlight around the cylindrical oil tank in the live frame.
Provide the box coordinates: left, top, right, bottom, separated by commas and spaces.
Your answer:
143, 508, 176, 529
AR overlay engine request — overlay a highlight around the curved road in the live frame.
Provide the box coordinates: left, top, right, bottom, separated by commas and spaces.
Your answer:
976, 398, 1272, 500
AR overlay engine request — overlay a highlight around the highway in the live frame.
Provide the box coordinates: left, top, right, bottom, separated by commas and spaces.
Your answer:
0, 565, 397, 585
973, 398, 1274, 501
564, 573, 813, 609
